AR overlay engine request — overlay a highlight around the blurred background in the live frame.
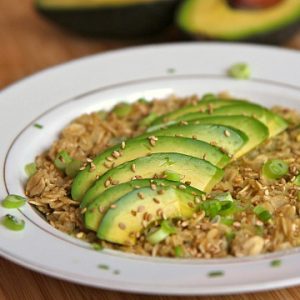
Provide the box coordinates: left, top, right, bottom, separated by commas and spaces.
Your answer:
2, 0, 300, 89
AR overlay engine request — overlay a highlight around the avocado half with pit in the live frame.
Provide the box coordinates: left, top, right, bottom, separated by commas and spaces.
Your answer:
36, 0, 180, 37
176, 0, 300, 43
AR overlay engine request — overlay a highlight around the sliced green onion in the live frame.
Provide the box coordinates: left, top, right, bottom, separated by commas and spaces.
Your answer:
227, 63, 251, 80
208, 271, 224, 278
112, 103, 132, 118
255, 225, 264, 236
219, 201, 237, 217
2, 195, 26, 209
34, 123, 43, 129
146, 220, 176, 245
97, 111, 107, 120
220, 217, 234, 226
293, 174, 300, 186
262, 159, 289, 180
25, 163, 37, 177
54, 150, 73, 170
254, 205, 272, 222
91, 243, 103, 251
2, 214, 25, 231
271, 259, 282, 267
65, 160, 82, 178
139, 112, 158, 127
164, 170, 182, 182
225, 232, 236, 243
200, 200, 222, 218
98, 264, 109, 270
174, 245, 184, 257
214, 192, 233, 202
137, 98, 148, 104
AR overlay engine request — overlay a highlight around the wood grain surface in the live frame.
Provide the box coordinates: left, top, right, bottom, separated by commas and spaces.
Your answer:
1, 0, 300, 299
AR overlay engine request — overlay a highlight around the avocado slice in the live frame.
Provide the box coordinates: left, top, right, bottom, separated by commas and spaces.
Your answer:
176, 102, 288, 137
176, 0, 300, 42
36, 0, 179, 37
85, 178, 204, 231
151, 98, 247, 126
71, 136, 229, 201
97, 186, 199, 245
139, 123, 248, 157
177, 116, 269, 158
81, 152, 223, 207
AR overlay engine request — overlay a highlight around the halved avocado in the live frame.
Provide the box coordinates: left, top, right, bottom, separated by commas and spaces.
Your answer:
176, 0, 300, 43
180, 116, 269, 157
140, 124, 248, 157
71, 136, 229, 201
85, 178, 204, 231
177, 102, 288, 137
151, 98, 248, 126
81, 152, 223, 207
36, 0, 179, 37
97, 186, 199, 245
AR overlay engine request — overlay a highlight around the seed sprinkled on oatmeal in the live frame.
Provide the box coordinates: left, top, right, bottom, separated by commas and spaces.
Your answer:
110, 204, 117, 209
137, 205, 145, 213
179, 184, 186, 190
112, 150, 120, 158
153, 197, 160, 204
224, 130, 231, 137
119, 223, 126, 230
121, 141, 126, 149
138, 192, 145, 200
150, 183, 157, 190
131, 164, 136, 172
104, 179, 111, 187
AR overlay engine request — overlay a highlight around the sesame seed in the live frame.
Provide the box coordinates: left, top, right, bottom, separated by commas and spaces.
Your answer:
110, 204, 117, 209
121, 141, 126, 149
156, 208, 163, 217
104, 179, 111, 188
175, 134, 183, 137
111, 180, 120, 185
79, 166, 86, 171
106, 156, 114, 162
143, 212, 148, 221
188, 202, 194, 208
135, 175, 143, 179
131, 164, 136, 172
233, 222, 241, 228
181, 221, 188, 227
264, 189, 270, 196
147, 213, 153, 221
180, 120, 188, 126
210, 141, 217, 146
153, 197, 160, 204
103, 162, 111, 169
149, 139, 156, 146
138, 192, 145, 200
202, 153, 207, 160
157, 189, 164, 195
81, 207, 87, 214
195, 196, 201, 204
131, 210, 137, 216
76, 232, 84, 238
99, 206, 105, 213
150, 183, 157, 190
185, 181, 191, 186
178, 184, 186, 190
118, 223, 126, 230
192, 135, 197, 140
86, 158, 93, 163
137, 205, 145, 212
112, 150, 120, 158
224, 130, 231, 137
134, 185, 141, 189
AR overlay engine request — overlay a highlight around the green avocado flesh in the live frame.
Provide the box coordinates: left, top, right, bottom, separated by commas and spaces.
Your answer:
71, 136, 229, 201
85, 179, 204, 231
81, 153, 223, 207
151, 98, 247, 126
97, 186, 199, 245
176, 116, 269, 158
177, 0, 300, 41
177, 103, 288, 137
139, 124, 248, 157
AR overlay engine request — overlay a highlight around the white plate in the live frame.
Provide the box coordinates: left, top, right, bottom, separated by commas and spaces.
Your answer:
1, 43, 300, 295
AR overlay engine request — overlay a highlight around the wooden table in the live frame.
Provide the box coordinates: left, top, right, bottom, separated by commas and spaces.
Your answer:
1, 0, 300, 299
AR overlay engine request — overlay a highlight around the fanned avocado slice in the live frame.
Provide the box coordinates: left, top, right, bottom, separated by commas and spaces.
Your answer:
139, 124, 248, 157
151, 98, 248, 126
71, 136, 229, 201
85, 178, 204, 231
97, 186, 200, 245
81, 152, 223, 207
180, 116, 269, 158
177, 102, 288, 137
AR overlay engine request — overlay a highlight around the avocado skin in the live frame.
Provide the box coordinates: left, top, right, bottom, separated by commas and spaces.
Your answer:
36, 0, 180, 37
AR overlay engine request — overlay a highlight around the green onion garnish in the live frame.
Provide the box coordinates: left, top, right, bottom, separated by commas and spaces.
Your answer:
98, 264, 109, 270
2, 195, 26, 209
97, 111, 107, 120
253, 205, 272, 222
271, 259, 282, 267
91, 243, 103, 251
174, 245, 184, 257
227, 63, 251, 80
2, 214, 25, 231
54, 150, 73, 171
225, 232, 236, 243
139, 112, 158, 127
293, 174, 300, 186
146, 220, 176, 245
220, 217, 234, 226
112, 103, 132, 118
137, 98, 148, 104
214, 192, 233, 202
164, 170, 182, 182
25, 162, 37, 177
208, 271, 224, 278
65, 159, 82, 178
200, 200, 222, 218
34, 123, 43, 129
262, 159, 289, 180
